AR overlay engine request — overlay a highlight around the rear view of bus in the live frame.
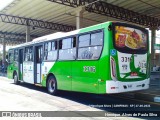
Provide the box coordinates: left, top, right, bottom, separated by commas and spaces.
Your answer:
107, 22, 150, 93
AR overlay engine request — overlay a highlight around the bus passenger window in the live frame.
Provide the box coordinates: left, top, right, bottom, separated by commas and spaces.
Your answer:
24, 47, 33, 61
8, 50, 14, 63
29, 49, 33, 61
44, 41, 57, 61
91, 32, 103, 46
52, 41, 57, 50
14, 49, 18, 61
44, 43, 48, 60
62, 38, 72, 49
78, 31, 103, 60
79, 34, 90, 47
48, 42, 51, 51
58, 37, 76, 60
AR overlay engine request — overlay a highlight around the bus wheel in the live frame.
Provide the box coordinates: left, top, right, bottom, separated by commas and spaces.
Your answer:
13, 73, 20, 85
47, 76, 58, 95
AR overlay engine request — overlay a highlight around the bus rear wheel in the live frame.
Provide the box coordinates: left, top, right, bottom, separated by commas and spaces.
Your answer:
47, 76, 58, 95
13, 73, 20, 85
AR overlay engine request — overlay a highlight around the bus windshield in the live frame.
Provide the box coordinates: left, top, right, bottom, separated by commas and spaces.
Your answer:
113, 24, 148, 54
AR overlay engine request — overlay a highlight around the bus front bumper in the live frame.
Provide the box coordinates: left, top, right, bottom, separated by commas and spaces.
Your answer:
106, 78, 150, 93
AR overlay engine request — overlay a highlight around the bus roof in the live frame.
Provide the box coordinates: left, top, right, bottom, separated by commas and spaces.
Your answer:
14, 29, 81, 48
13, 21, 117, 48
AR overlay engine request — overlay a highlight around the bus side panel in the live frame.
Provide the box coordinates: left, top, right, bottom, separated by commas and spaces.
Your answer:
7, 61, 18, 79
48, 61, 72, 91
7, 63, 14, 79
72, 61, 99, 93
19, 65, 23, 80
7, 50, 18, 79
41, 61, 55, 86
98, 26, 112, 94
23, 61, 34, 84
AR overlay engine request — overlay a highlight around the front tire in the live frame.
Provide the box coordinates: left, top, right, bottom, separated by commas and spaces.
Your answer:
14, 73, 20, 85
47, 76, 58, 95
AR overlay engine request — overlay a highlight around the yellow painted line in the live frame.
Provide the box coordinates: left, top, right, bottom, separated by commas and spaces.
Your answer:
110, 94, 160, 106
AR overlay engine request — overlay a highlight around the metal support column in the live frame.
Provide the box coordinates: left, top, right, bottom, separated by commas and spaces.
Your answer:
76, 7, 85, 29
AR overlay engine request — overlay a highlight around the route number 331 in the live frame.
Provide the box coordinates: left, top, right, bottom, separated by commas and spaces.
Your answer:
121, 57, 132, 62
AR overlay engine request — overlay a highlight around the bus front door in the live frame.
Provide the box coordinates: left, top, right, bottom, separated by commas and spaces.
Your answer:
35, 46, 42, 84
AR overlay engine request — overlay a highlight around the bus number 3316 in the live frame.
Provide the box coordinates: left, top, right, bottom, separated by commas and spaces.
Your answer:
83, 66, 96, 73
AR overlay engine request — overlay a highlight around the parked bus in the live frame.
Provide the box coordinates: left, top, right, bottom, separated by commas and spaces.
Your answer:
7, 21, 150, 95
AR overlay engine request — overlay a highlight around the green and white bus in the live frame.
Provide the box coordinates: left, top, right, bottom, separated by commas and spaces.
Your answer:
7, 21, 150, 95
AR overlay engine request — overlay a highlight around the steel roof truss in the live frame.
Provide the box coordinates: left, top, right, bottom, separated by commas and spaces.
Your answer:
0, 14, 75, 31
0, 31, 38, 42
48, 0, 160, 28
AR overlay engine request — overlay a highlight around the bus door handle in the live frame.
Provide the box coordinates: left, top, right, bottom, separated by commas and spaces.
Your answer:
67, 76, 72, 78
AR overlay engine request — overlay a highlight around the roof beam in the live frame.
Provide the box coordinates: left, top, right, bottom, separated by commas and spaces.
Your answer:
0, 38, 24, 44
0, 31, 38, 44
85, 1, 160, 28
47, 0, 95, 7
47, 0, 160, 28
0, 14, 76, 32
0, 38, 25, 45
0, 39, 24, 45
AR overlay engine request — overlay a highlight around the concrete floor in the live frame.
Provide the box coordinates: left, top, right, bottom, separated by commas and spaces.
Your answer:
0, 76, 159, 120
0, 77, 95, 111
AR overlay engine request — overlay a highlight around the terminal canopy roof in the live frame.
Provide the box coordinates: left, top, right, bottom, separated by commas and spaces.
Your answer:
0, 0, 160, 44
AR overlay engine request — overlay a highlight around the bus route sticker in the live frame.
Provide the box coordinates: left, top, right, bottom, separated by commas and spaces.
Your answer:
110, 49, 116, 56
